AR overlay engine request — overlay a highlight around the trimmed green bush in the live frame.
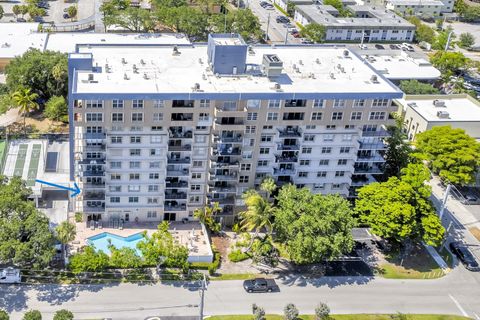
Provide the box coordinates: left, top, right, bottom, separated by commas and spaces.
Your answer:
0, 310, 9, 320
23, 310, 42, 320
53, 310, 74, 320
228, 249, 251, 262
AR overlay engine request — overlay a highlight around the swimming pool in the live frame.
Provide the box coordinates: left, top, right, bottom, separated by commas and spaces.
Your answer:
86, 232, 145, 254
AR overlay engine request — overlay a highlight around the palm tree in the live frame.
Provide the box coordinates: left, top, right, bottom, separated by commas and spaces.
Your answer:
194, 202, 221, 232
240, 191, 274, 237
260, 176, 276, 200
55, 221, 76, 261
12, 87, 39, 136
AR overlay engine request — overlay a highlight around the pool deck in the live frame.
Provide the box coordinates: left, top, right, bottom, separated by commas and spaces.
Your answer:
72, 221, 213, 260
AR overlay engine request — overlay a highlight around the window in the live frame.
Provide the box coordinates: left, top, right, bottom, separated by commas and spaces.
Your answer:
323, 134, 334, 141
311, 112, 322, 120
192, 173, 202, 179
247, 100, 260, 108
372, 99, 389, 107
110, 161, 121, 169
268, 100, 280, 108
302, 147, 312, 154
241, 163, 252, 171
263, 125, 273, 130
132, 99, 144, 108
128, 185, 140, 192
148, 185, 159, 192
151, 126, 162, 131
129, 173, 140, 180
313, 99, 324, 108
354, 99, 365, 107
321, 147, 332, 154
306, 125, 316, 130
298, 172, 308, 178
153, 113, 163, 122
150, 148, 160, 156
112, 100, 124, 108
153, 100, 164, 108
340, 147, 351, 154
111, 136, 122, 144
110, 197, 120, 203
86, 100, 103, 108
259, 148, 270, 155
128, 197, 139, 203
190, 196, 200, 203
149, 173, 160, 180
317, 171, 327, 178
199, 113, 209, 121
150, 161, 161, 168
130, 149, 141, 156
130, 136, 141, 144
257, 160, 268, 166
338, 159, 348, 165
345, 124, 355, 130
151, 136, 162, 144
245, 126, 256, 134
132, 113, 143, 122
300, 160, 310, 166
319, 159, 329, 166
351, 111, 362, 120
303, 134, 314, 142
147, 197, 159, 204
200, 99, 210, 108
332, 184, 342, 189
335, 171, 345, 177
369, 111, 386, 120
193, 160, 203, 167
131, 126, 142, 132
112, 113, 123, 122
147, 211, 158, 218
86, 113, 103, 122
332, 112, 343, 120
326, 125, 336, 130
239, 176, 249, 183
191, 185, 201, 191
334, 99, 345, 108
283, 112, 304, 120
342, 134, 353, 141
261, 134, 273, 142
110, 174, 121, 180
267, 112, 278, 121
247, 112, 258, 121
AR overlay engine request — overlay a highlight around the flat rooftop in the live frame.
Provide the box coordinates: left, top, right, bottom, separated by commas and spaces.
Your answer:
73, 44, 401, 96
0, 23, 47, 58
386, 0, 444, 5
362, 51, 441, 80
397, 94, 480, 122
296, 4, 414, 28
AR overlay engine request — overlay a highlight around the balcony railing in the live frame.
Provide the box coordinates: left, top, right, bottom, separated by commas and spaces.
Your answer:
211, 173, 238, 181
361, 129, 390, 137
354, 166, 383, 174
78, 158, 106, 165
277, 143, 300, 151
83, 170, 105, 177
164, 204, 187, 211
164, 192, 187, 200
85, 133, 106, 139
168, 144, 192, 152
275, 155, 298, 163
166, 181, 189, 188
166, 169, 190, 176
169, 130, 192, 139
83, 192, 106, 200
273, 168, 296, 175
167, 157, 190, 164
210, 185, 236, 193
278, 128, 302, 137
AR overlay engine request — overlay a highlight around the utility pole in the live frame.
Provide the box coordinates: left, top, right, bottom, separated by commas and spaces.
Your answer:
265, 13, 270, 42
439, 184, 452, 220
199, 273, 207, 320
360, 29, 365, 47
284, 28, 288, 44
445, 31, 453, 51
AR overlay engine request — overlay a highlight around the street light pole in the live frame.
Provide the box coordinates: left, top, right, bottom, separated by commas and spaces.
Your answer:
265, 13, 270, 42
439, 184, 452, 220
445, 31, 453, 51
199, 273, 207, 320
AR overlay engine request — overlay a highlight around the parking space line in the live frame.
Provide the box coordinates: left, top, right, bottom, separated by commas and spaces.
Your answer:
448, 294, 469, 317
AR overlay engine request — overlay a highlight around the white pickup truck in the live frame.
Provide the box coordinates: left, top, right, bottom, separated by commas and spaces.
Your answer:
0, 267, 21, 284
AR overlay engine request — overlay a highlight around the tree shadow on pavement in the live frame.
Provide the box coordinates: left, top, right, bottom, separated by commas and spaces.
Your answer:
276, 273, 374, 288
0, 285, 29, 313
34, 282, 120, 305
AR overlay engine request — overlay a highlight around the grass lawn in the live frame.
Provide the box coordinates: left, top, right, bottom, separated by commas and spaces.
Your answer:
210, 273, 257, 281
208, 315, 470, 320
377, 244, 445, 279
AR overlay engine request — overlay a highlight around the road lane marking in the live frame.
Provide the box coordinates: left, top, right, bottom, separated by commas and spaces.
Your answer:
449, 294, 469, 317
473, 312, 480, 320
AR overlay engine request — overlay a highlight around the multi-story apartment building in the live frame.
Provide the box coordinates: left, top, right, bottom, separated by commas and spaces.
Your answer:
68, 34, 402, 225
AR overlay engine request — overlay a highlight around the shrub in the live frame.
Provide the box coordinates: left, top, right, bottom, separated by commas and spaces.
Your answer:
208, 249, 221, 275
253, 306, 266, 320
284, 303, 299, 320
53, 310, 74, 320
315, 302, 330, 320
0, 310, 9, 320
44, 96, 68, 122
228, 249, 251, 262
74, 212, 83, 223
23, 310, 42, 320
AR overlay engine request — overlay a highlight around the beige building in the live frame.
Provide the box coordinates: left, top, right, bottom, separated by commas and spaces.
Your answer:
396, 94, 480, 141
69, 34, 403, 225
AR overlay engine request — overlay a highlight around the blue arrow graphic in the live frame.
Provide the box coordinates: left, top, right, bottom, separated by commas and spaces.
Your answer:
35, 179, 81, 197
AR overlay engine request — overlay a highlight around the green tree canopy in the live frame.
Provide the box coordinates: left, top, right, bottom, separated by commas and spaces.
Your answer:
399, 80, 440, 94
68, 246, 109, 274
459, 32, 475, 49
383, 115, 412, 179
113, 7, 155, 32
67, 6, 77, 21
0, 310, 9, 320
274, 185, 356, 264
12, 87, 39, 136
432, 26, 456, 50
53, 310, 74, 320
5, 49, 68, 102
299, 23, 326, 43
407, 17, 436, 43
22, 310, 42, 320
44, 96, 68, 122
0, 176, 55, 268
0, 5, 4, 20
55, 221, 76, 245
414, 126, 480, 185
109, 247, 142, 268
430, 51, 467, 79
240, 190, 274, 235
355, 164, 444, 246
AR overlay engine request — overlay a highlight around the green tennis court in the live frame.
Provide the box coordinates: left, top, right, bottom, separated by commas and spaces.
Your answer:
26, 144, 41, 186
13, 144, 28, 177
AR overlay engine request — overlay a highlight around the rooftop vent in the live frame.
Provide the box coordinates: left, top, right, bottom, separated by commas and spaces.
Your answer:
88, 74, 94, 82
140, 59, 146, 65
193, 83, 201, 91
122, 58, 127, 64
262, 54, 283, 78
1, 42, 11, 48
124, 73, 129, 80
437, 110, 450, 118
248, 45, 255, 55
330, 72, 335, 79
343, 50, 349, 57
143, 73, 149, 80
172, 46, 180, 56
370, 75, 379, 83
316, 58, 321, 64
407, 102, 417, 108
274, 83, 282, 91
198, 58, 203, 65
433, 99, 445, 107
133, 64, 138, 74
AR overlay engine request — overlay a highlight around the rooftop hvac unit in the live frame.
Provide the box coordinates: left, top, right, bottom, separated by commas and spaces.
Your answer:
172, 46, 180, 55
407, 102, 417, 108
262, 54, 283, 77
343, 50, 349, 57
193, 83, 200, 91
121, 57, 127, 64
274, 83, 282, 91
437, 110, 450, 118
370, 75, 379, 83
433, 99, 446, 107
88, 74, 94, 82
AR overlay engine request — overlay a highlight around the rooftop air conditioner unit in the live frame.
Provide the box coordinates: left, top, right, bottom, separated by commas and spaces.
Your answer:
437, 110, 450, 118
88, 74, 94, 82
370, 75, 379, 83
433, 99, 446, 107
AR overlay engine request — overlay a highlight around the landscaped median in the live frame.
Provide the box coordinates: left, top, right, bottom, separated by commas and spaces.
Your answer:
207, 315, 470, 320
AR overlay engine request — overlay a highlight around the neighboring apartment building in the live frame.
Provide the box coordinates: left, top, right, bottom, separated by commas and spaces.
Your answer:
385, 0, 452, 17
396, 94, 480, 141
68, 34, 403, 225
294, 5, 415, 42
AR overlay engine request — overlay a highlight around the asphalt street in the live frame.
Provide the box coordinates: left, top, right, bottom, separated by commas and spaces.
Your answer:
1, 266, 480, 320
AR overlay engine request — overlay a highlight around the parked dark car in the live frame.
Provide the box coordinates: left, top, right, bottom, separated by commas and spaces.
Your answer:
37, 2, 49, 9
276, 16, 289, 23
375, 44, 385, 50
243, 278, 279, 293
450, 242, 480, 271
63, 13, 70, 19
462, 195, 480, 205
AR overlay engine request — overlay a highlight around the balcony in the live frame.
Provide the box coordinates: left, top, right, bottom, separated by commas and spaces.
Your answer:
278, 127, 302, 137
361, 129, 390, 137
85, 144, 106, 151
169, 130, 193, 139
82, 182, 105, 189
216, 104, 246, 112
277, 143, 300, 151
168, 144, 192, 152
209, 185, 236, 193
358, 141, 387, 150
84, 202, 105, 212
214, 133, 243, 143
84, 132, 106, 139
164, 203, 187, 211
284, 99, 307, 108
82, 170, 105, 177
166, 168, 190, 176
214, 118, 245, 130
78, 158, 106, 165
172, 100, 194, 108
171, 113, 193, 121
210, 173, 238, 181
356, 152, 385, 163
83, 192, 105, 200
165, 192, 188, 200
211, 159, 240, 167
167, 157, 190, 164
165, 181, 189, 188
354, 165, 383, 175
215, 146, 241, 156
210, 196, 236, 205
273, 168, 296, 176
275, 155, 298, 163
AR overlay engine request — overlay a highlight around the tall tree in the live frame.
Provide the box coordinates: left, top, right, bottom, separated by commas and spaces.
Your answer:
68, 246, 109, 274
113, 7, 155, 32
430, 51, 467, 80
260, 176, 276, 199
67, 5, 77, 22
0, 176, 55, 268
407, 17, 435, 43
432, 26, 456, 50
55, 221, 76, 261
274, 185, 356, 264
240, 190, 274, 236
44, 96, 68, 122
414, 126, 480, 185
399, 80, 440, 94
383, 115, 412, 179
12, 87, 39, 136
300, 23, 326, 43
355, 164, 444, 247
194, 202, 221, 232
0, 5, 4, 20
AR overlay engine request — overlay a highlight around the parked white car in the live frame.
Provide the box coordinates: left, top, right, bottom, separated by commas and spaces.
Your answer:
0, 267, 21, 284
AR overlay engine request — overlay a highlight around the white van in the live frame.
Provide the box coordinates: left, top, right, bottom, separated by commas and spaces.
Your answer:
0, 267, 21, 284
